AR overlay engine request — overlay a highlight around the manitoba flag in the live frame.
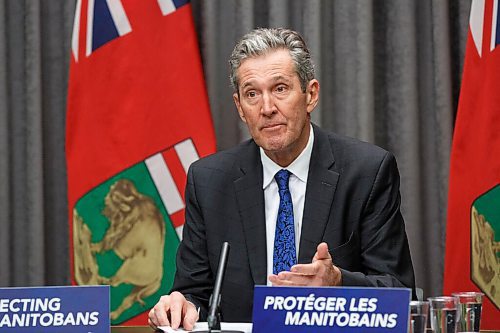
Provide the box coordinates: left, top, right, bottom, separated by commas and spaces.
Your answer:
444, 0, 500, 329
66, 0, 216, 325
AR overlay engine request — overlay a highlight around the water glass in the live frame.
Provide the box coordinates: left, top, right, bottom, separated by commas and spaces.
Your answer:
428, 296, 460, 333
409, 301, 429, 333
452, 292, 484, 332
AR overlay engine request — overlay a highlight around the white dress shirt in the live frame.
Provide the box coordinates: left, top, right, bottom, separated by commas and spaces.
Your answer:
260, 125, 314, 285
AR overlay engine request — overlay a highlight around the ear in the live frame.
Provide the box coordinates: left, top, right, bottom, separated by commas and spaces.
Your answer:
233, 92, 247, 123
306, 79, 320, 114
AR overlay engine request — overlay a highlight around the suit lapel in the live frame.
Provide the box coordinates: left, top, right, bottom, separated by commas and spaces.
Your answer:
298, 125, 339, 263
234, 142, 267, 285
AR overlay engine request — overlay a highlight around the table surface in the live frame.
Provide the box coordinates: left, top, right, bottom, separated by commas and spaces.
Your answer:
112, 327, 155, 333
111, 326, 498, 333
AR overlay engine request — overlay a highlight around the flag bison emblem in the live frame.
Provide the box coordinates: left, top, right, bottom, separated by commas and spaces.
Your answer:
71, 148, 188, 324
74, 179, 165, 320
471, 184, 500, 309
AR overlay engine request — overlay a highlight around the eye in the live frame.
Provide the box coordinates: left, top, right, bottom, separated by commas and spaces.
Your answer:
246, 91, 257, 98
275, 85, 288, 93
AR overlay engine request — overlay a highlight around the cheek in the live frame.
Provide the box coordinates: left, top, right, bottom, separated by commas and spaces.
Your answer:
284, 109, 305, 127
242, 113, 261, 131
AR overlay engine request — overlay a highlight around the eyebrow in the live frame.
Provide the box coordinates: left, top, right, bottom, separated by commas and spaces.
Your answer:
240, 75, 293, 90
271, 75, 292, 84
240, 81, 255, 90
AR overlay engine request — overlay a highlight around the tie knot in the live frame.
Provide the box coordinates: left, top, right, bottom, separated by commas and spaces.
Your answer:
274, 169, 291, 190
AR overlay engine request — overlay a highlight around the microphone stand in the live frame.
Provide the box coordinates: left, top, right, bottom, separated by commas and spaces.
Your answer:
199, 242, 243, 333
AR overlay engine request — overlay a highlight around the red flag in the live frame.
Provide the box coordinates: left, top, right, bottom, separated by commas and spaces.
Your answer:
66, 0, 216, 325
444, 0, 500, 328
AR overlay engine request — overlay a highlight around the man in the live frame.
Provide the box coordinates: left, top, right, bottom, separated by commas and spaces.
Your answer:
148, 28, 415, 330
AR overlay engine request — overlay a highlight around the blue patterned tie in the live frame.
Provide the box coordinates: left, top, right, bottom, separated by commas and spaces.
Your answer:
273, 169, 297, 274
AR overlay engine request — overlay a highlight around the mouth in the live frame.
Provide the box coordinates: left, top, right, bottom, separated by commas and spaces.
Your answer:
261, 123, 285, 131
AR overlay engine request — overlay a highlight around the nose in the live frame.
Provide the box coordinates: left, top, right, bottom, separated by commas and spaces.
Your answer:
261, 92, 276, 116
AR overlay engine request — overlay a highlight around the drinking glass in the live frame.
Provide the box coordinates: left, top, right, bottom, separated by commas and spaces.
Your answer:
409, 301, 429, 333
428, 296, 460, 333
452, 292, 484, 332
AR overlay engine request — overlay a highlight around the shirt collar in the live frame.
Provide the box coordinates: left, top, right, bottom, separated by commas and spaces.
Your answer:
260, 124, 314, 189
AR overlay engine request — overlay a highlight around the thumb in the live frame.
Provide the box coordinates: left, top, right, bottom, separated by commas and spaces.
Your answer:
313, 242, 331, 261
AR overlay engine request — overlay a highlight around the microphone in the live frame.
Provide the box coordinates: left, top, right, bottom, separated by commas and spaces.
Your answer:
199, 242, 243, 333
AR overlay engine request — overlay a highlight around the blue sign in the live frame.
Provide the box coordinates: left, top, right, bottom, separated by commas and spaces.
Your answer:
0, 285, 109, 333
252, 286, 411, 333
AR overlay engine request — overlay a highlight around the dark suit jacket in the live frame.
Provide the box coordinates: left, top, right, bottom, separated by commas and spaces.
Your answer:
171, 124, 415, 322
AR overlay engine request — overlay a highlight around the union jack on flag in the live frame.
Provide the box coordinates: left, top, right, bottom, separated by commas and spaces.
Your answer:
71, 0, 189, 60
470, 0, 500, 56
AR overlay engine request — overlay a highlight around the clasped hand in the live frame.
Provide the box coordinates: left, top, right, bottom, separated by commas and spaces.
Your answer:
269, 242, 342, 286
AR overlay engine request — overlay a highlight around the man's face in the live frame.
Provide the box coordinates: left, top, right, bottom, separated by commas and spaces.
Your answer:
233, 49, 319, 166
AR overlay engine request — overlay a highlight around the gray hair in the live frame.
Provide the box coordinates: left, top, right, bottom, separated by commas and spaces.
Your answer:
229, 28, 315, 93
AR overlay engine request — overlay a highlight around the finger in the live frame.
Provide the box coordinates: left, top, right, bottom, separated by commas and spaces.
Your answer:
277, 271, 315, 286
148, 310, 158, 330
273, 271, 309, 285
290, 263, 319, 275
313, 242, 331, 261
148, 318, 156, 330
153, 297, 171, 327
270, 272, 298, 282
182, 302, 199, 330
270, 274, 294, 285
267, 274, 278, 285
169, 292, 186, 329
148, 317, 164, 331
269, 274, 295, 286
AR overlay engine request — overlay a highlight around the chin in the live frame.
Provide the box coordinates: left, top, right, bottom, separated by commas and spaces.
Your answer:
260, 139, 288, 152
254, 131, 292, 150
